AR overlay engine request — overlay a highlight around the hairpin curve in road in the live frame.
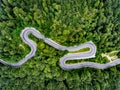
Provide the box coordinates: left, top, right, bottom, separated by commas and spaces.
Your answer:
0, 27, 120, 70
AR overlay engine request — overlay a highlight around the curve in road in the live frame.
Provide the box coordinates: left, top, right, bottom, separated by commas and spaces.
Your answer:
0, 27, 120, 70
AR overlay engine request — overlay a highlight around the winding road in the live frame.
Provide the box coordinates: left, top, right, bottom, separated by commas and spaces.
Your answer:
0, 27, 120, 70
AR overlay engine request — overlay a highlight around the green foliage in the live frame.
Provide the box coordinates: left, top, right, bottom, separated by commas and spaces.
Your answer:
0, 0, 120, 89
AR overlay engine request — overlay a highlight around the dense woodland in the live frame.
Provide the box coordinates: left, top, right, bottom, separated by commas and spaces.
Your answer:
0, 0, 120, 90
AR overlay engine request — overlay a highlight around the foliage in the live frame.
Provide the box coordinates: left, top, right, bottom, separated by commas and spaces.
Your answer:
0, 0, 120, 89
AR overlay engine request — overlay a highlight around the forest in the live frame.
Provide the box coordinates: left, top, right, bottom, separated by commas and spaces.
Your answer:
0, 0, 120, 90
